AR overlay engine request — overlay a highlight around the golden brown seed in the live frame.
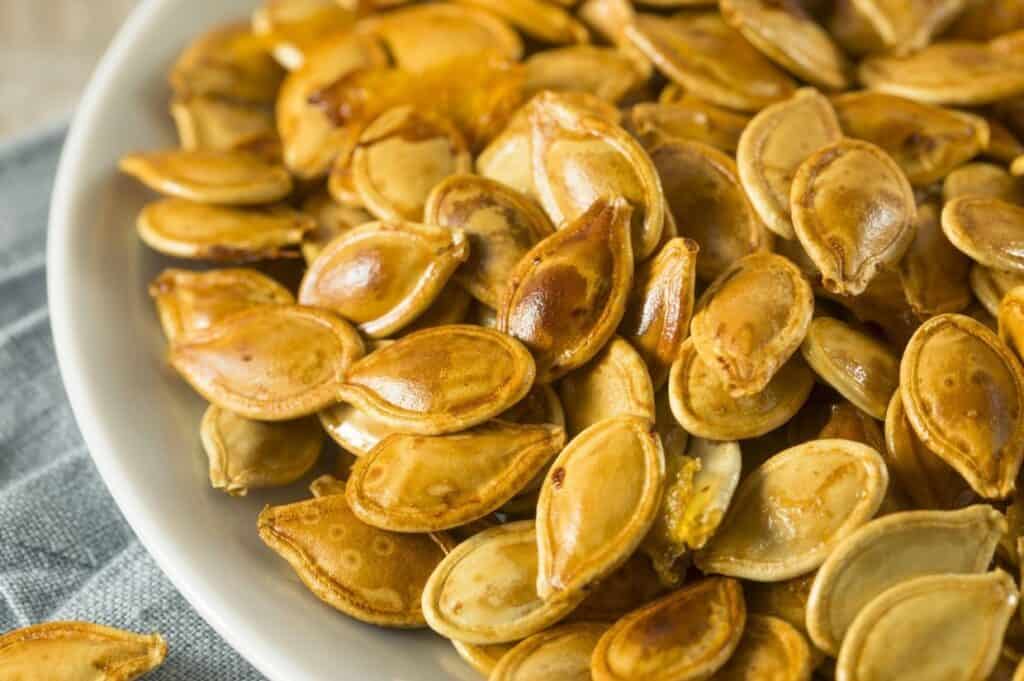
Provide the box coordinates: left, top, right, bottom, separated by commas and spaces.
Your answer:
148, 268, 293, 342
806, 505, 1006, 656
719, 0, 851, 91
625, 13, 796, 113
627, 98, 750, 154
318, 402, 396, 457
452, 0, 589, 45
395, 281, 474, 335
201, 405, 323, 496
251, 0, 355, 70
591, 577, 746, 681
691, 253, 814, 397
835, 571, 1018, 681
668, 339, 815, 441
558, 338, 656, 436
744, 573, 817, 641
884, 391, 976, 511
971, 265, 1024, 319
345, 421, 565, 532
800, 317, 900, 420
169, 22, 283, 103
0, 622, 167, 681
120, 149, 292, 205
499, 197, 634, 383
832, 92, 990, 187
652, 139, 770, 281
900, 314, 1024, 499
577, 0, 654, 78
619, 237, 699, 389
942, 196, 1024, 274
830, 0, 971, 56
489, 622, 608, 681
943, 163, 1024, 205
1001, 287, 1024, 362
337, 325, 535, 435
170, 95, 278, 155
310, 473, 347, 497
299, 192, 373, 265
259, 494, 448, 627
424, 174, 555, 309
298, 220, 469, 338
530, 93, 665, 260
348, 107, 472, 222
170, 305, 364, 421
859, 41, 1024, 106
791, 138, 917, 296
710, 614, 813, 681
898, 200, 972, 318
522, 46, 644, 103
695, 439, 889, 582
946, 0, 1024, 40
736, 88, 843, 240
569, 553, 669, 623
536, 416, 665, 600
421, 521, 586, 644
451, 640, 514, 676
136, 200, 313, 262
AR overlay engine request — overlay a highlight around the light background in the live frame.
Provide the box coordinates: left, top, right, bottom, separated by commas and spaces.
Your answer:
0, 0, 136, 140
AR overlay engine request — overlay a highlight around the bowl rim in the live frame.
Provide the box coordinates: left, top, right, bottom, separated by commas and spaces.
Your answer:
47, 1, 287, 678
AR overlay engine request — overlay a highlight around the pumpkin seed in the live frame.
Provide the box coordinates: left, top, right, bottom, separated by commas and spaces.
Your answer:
0, 622, 167, 681
947, 0, 1024, 40
453, 0, 590, 45
490, 622, 609, 681
502, 384, 567, 430
299, 191, 373, 265
259, 493, 449, 627
695, 439, 889, 581
298, 220, 469, 338
669, 338, 815, 441
170, 95, 278, 155
835, 571, 1018, 681
120, 149, 292, 205
619, 237, 699, 389
201, 405, 323, 496
830, 0, 970, 56
499, 197, 634, 383
169, 22, 283, 103
736, 88, 842, 240
397, 281, 474, 335
898, 200, 973, 318
745, 572, 818, 641
832, 92, 990, 187
625, 13, 796, 112
424, 174, 555, 309
148, 268, 293, 342
944, 164, 1024, 205
310, 473, 347, 497
319, 402, 395, 457
577, 0, 654, 79
421, 521, 586, 644
720, 0, 851, 91
591, 577, 747, 681
859, 41, 1024, 106
558, 338, 656, 436
345, 420, 565, 532
170, 305, 363, 420
1001, 287, 1024, 362
652, 139, 770, 281
569, 553, 669, 622
900, 313, 1024, 499
711, 614, 813, 681
523, 46, 645, 103
251, 0, 354, 70
806, 504, 1006, 656
943, 196, 1024, 274
627, 98, 750, 153
791, 138, 917, 296
691, 252, 814, 397
800, 317, 900, 420
536, 416, 665, 600
337, 325, 535, 435
530, 93, 665, 260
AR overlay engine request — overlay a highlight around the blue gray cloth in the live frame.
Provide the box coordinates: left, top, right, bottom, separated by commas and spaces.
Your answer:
0, 126, 263, 679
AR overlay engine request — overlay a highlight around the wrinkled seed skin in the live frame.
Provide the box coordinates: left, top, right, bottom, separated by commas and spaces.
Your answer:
591, 577, 747, 681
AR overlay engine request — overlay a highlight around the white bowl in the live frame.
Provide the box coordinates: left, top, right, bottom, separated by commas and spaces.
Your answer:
47, 1, 475, 678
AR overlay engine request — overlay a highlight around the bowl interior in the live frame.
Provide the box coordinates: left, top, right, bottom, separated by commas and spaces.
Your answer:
47, 1, 476, 678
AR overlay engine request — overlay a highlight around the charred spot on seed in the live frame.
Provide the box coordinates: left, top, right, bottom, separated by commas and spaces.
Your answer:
552, 467, 566, 489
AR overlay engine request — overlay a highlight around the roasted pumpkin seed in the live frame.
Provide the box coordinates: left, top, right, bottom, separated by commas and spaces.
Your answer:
1001, 287, 1024, 362
201, 405, 323, 496
627, 98, 750, 154
569, 553, 669, 623
251, 0, 354, 70
669, 338, 815, 440
944, 163, 1024, 205
970, 265, 1024, 319
558, 338, 656, 436
829, 0, 970, 56
0, 622, 167, 681
523, 46, 644, 103
170, 95, 278, 155
298, 220, 469, 338
791, 138, 917, 296
337, 325, 535, 435
806, 504, 1006, 655
169, 22, 283, 103
310, 473, 347, 497
451, 640, 514, 676
695, 439, 889, 581
835, 571, 1018, 681
489, 622, 608, 681
148, 268, 293, 342
120, 149, 292, 205
943, 197, 1024, 274
899, 200, 973, 318
736, 88, 842, 240
318, 402, 395, 457
455, 0, 589, 45
900, 313, 1024, 499
536, 416, 665, 600
170, 305, 364, 420
299, 191, 373, 265
591, 577, 746, 681
711, 614, 813, 681
424, 174, 555, 309
421, 521, 586, 644
744, 572, 818, 641
692, 253, 814, 397
259, 493, 448, 627
345, 421, 565, 532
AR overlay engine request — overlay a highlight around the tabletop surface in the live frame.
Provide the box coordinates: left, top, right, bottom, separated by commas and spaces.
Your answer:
0, 0, 136, 141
